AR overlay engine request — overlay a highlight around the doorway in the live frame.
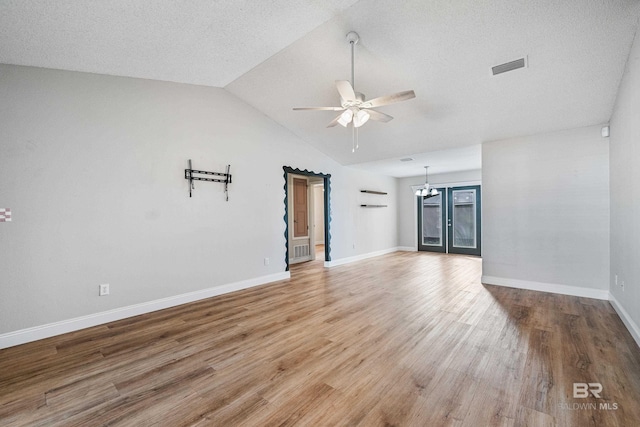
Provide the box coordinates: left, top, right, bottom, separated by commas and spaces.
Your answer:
283, 166, 331, 271
417, 185, 481, 256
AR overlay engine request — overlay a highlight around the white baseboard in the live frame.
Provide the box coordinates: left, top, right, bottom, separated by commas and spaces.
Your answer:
609, 294, 640, 349
0, 271, 290, 350
324, 247, 402, 268
481, 275, 610, 300
397, 246, 416, 252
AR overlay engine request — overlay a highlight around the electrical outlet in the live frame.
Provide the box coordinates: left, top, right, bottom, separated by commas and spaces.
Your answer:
264, 257, 270, 266
99, 283, 110, 296
615, 274, 618, 286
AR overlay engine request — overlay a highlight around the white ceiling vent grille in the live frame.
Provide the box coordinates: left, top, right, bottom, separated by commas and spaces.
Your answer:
492, 57, 527, 76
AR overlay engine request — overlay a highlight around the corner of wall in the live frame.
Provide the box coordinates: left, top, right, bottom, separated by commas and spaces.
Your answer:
609, 294, 640, 349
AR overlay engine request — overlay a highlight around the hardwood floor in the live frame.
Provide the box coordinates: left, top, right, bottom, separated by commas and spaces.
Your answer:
1, 252, 639, 426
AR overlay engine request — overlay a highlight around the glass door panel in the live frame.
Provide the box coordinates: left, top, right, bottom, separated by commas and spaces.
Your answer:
417, 189, 446, 253
452, 190, 476, 248
447, 186, 481, 256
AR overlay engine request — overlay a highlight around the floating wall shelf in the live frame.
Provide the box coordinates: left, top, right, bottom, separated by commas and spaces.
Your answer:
360, 190, 387, 195
360, 189, 387, 207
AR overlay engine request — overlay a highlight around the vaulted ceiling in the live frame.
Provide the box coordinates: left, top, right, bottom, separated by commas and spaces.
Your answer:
1, 0, 638, 176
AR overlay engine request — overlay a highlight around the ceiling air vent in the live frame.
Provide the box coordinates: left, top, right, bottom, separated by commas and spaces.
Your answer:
492, 57, 527, 76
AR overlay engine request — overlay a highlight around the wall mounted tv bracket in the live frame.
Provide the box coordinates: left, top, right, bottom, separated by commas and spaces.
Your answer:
185, 159, 232, 201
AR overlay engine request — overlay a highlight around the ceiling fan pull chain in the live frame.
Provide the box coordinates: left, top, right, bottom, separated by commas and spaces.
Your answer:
356, 128, 360, 150
352, 124, 356, 152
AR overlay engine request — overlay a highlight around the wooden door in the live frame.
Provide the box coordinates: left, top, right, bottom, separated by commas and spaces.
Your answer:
293, 178, 308, 237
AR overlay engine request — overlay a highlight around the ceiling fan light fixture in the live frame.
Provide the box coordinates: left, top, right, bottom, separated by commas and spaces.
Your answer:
338, 109, 353, 127
353, 109, 370, 128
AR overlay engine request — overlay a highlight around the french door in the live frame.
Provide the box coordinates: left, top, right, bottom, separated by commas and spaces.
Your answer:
417, 188, 446, 253
417, 185, 481, 256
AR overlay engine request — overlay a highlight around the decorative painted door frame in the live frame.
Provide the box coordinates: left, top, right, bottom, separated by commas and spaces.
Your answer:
283, 166, 331, 271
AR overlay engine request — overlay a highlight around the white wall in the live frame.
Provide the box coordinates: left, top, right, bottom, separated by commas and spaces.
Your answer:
0, 64, 398, 338
342, 167, 398, 256
482, 126, 609, 298
396, 169, 482, 249
609, 26, 640, 341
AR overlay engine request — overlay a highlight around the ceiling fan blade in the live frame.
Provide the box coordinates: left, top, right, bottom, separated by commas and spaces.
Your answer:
335, 80, 356, 101
293, 106, 345, 111
363, 109, 393, 123
327, 113, 343, 128
363, 90, 416, 108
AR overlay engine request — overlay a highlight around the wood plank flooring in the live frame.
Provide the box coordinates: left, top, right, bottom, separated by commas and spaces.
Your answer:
1, 252, 640, 426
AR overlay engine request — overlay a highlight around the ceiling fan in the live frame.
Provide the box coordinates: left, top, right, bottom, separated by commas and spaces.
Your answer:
293, 31, 416, 152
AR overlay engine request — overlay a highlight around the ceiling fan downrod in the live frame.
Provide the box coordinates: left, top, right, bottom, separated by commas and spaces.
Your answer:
346, 31, 360, 152
346, 31, 359, 91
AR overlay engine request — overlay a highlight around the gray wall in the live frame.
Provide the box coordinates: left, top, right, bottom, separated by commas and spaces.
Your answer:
0, 64, 398, 335
396, 170, 482, 249
610, 26, 640, 332
482, 126, 609, 293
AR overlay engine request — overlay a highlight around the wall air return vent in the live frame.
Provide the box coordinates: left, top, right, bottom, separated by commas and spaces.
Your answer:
492, 57, 527, 76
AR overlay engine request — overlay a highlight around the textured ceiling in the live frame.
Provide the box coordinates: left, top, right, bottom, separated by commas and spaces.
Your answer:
1, 0, 639, 176
0, 0, 359, 86
349, 145, 482, 178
